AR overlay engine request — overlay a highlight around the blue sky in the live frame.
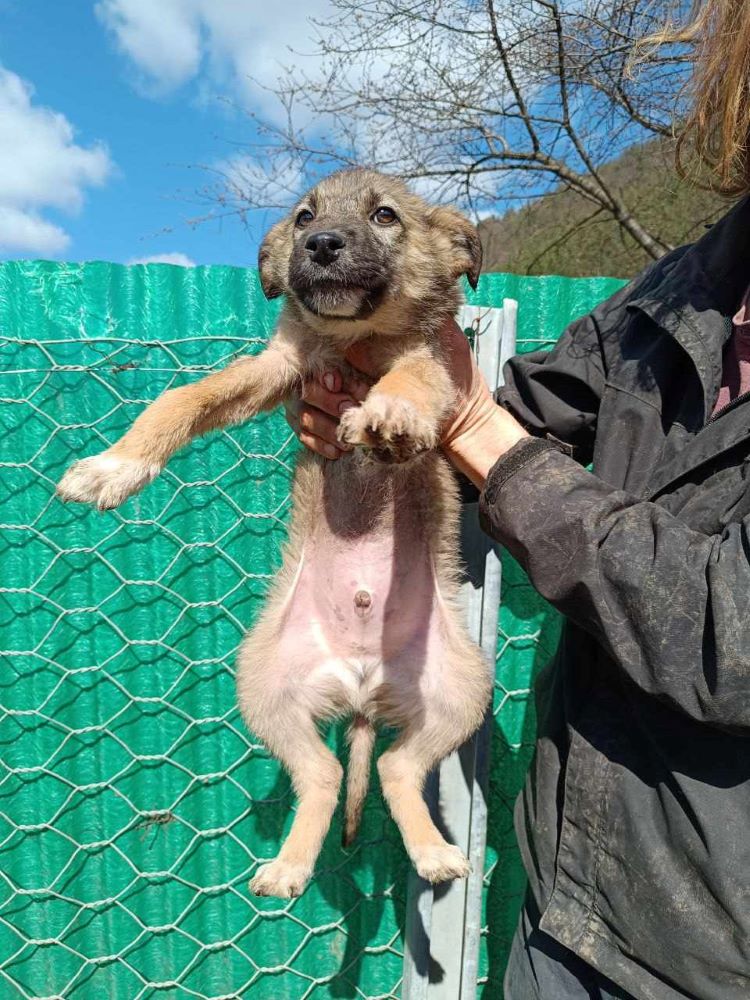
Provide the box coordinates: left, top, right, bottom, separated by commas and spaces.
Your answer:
0, 0, 322, 267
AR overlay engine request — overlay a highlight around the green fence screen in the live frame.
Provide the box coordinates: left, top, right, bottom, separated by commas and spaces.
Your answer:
0, 262, 626, 999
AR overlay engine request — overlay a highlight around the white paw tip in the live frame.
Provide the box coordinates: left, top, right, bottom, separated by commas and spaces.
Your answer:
414, 844, 472, 884
249, 861, 313, 899
56, 452, 160, 509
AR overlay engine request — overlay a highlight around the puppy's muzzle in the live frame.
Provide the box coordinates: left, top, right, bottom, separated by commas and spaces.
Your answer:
305, 230, 345, 267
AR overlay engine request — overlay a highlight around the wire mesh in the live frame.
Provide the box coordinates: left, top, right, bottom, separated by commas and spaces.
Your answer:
0, 261, 626, 999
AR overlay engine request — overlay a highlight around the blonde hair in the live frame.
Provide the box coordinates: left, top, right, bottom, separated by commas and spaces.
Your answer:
643, 0, 750, 195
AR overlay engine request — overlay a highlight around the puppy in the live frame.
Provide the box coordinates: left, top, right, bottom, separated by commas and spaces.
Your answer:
57, 169, 493, 898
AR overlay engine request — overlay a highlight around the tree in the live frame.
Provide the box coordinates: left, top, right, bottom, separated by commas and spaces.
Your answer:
212, 0, 697, 262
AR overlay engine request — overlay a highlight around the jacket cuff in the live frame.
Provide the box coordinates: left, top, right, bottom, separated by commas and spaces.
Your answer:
479, 437, 565, 540
484, 436, 562, 493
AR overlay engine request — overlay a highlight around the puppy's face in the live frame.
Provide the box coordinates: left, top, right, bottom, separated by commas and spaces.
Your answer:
258, 169, 481, 327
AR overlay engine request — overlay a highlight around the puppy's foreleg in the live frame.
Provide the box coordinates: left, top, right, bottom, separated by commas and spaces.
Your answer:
57, 332, 310, 509
338, 344, 453, 463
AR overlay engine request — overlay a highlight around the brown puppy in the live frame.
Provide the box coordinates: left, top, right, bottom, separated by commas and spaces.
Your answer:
57, 169, 493, 898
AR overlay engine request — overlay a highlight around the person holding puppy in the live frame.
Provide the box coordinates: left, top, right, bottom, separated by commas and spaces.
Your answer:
288, 2, 750, 998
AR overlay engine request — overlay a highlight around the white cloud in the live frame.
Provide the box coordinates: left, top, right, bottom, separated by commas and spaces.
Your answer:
95, 0, 203, 95
0, 66, 113, 255
0, 206, 69, 255
127, 252, 196, 267
95, 0, 333, 112
94, 0, 406, 215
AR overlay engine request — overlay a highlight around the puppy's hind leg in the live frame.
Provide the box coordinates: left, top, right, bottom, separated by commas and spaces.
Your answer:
377, 725, 472, 884
249, 712, 343, 899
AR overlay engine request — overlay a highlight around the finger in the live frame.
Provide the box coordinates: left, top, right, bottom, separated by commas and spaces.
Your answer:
321, 370, 342, 393
301, 379, 357, 417
341, 371, 370, 402
318, 366, 368, 400
299, 432, 344, 461
321, 367, 367, 403
298, 403, 352, 449
441, 317, 481, 396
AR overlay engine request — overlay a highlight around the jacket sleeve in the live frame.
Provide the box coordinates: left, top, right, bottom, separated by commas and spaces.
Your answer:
480, 442, 750, 733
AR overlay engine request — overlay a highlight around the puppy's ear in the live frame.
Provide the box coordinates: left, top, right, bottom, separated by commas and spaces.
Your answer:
428, 205, 483, 290
257, 221, 286, 300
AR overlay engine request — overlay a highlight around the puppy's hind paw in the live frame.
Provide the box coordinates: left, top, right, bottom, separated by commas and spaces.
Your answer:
250, 860, 312, 899
412, 843, 471, 884
337, 393, 437, 464
57, 451, 160, 510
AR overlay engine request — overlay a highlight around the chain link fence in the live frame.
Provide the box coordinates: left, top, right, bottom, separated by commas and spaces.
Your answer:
0, 261, 625, 999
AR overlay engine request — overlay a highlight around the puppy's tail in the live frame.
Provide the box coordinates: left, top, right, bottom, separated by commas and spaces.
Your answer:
342, 715, 376, 848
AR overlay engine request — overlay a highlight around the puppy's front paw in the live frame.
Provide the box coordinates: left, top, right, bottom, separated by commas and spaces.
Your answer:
250, 860, 312, 899
337, 393, 438, 463
57, 451, 161, 510
412, 843, 471, 884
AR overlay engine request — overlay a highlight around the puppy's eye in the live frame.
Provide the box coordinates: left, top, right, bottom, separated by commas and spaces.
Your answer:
296, 209, 314, 228
372, 206, 398, 226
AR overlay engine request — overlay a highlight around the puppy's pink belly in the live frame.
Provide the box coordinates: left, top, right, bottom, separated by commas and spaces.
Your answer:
281, 533, 436, 664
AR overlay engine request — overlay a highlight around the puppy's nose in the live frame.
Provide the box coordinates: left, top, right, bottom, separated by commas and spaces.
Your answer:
305, 230, 345, 266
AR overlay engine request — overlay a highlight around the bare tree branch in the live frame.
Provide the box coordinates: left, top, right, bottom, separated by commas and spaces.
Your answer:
204, 0, 695, 261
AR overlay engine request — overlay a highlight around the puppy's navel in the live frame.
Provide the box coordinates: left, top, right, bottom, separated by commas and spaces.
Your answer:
354, 589, 373, 618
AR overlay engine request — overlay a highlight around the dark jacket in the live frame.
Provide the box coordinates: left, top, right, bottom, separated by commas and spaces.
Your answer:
480, 198, 750, 999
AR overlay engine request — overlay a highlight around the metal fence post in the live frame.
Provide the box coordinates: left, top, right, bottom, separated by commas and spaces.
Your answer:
403, 300, 518, 1000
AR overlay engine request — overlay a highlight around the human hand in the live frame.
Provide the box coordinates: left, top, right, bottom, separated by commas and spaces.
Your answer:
434, 317, 529, 486
284, 369, 369, 460
286, 318, 527, 484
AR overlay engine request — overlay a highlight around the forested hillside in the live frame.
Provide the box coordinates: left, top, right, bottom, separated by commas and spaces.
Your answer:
479, 139, 728, 278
